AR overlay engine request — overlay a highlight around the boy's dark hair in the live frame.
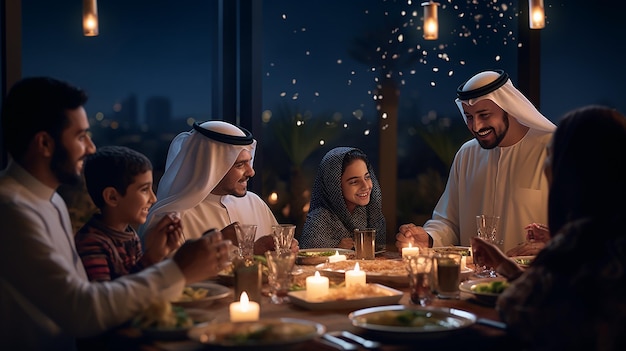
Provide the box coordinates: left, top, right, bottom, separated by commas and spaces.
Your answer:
84, 145, 153, 209
1, 77, 88, 162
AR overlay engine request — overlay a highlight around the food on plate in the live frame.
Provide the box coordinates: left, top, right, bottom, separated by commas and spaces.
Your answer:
433, 246, 471, 256
297, 250, 336, 258
356, 309, 457, 328
197, 320, 318, 344
471, 280, 510, 294
308, 283, 396, 302
174, 286, 209, 302
513, 256, 534, 266
219, 255, 269, 276
321, 259, 407, 276
133, 302, 193, 330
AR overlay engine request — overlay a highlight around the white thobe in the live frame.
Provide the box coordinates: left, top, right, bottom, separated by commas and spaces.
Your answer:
181, 192, 278, 240
0, 161, 185, 350
424, 128, 552, 252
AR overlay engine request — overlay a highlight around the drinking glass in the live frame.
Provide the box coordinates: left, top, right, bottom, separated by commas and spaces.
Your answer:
433, 252, 461, 299
474, 214, 501, 278
271, 224, 296, 254
353, 228, 376, 260
235, 224, 258, 260
264, 250, 296, 304
404, 254, 434, 306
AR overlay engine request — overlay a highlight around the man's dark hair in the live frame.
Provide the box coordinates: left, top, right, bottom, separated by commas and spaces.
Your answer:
84, 145, 153, 209
1, 77, 88, 161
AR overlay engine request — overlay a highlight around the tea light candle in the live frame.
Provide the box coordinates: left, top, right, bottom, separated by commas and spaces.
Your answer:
327, 250, 347, 263
306, 271, 329, 300
402, 243, 420, 258
229, 292, 260, 322
345, 262, 366, 288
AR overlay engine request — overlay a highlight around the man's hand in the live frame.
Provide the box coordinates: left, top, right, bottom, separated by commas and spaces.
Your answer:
395, 223, 430, 251
173, 229, 231, 284
524, 223, 550, 243
338, 237, 354, 250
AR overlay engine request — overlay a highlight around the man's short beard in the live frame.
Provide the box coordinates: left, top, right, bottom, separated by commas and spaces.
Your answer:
50, 141, 82, 186
477, 112, 509, 149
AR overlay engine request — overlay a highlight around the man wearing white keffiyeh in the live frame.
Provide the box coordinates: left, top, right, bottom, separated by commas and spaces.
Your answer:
140, 120, 285, 254
300, 147, 386, 250
396, 69, 555, 254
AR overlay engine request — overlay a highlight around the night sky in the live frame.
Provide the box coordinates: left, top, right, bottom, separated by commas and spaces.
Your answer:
20, 0, 626, 127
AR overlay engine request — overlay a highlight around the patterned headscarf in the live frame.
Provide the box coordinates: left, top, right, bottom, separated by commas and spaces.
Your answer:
300, 147, 386, 249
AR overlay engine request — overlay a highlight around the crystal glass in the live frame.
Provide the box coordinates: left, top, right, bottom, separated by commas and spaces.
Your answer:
474, 214, 501, 278
404, 254, 434, 306
235, 224, 258, 260
264, 250, 296, 304
271, 224, 296, 254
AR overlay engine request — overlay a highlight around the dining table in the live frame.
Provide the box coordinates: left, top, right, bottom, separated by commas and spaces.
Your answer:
107, 252, 523, 351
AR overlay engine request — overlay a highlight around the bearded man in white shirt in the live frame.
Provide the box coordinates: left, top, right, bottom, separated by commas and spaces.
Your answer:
396, 69, 555, 255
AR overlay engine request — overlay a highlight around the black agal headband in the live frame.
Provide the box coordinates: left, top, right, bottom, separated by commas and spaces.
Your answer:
456, 69, 509, 100
192, 121, 254, 145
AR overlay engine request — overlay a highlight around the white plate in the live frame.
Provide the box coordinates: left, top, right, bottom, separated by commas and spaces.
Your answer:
458, 277, 509, 305
287, 283, 402, 310
348, 305, 476, 340
315, 260, 409, 287
188, 317, 325, 350
296, 248, 355, 265
171, 282, 231, 309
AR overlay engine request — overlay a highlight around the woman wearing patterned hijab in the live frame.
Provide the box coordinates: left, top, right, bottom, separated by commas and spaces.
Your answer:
299, 147, 386, 249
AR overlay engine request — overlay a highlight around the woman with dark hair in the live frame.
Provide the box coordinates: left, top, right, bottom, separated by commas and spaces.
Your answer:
472, 105, 626, 350
299, 147, 386, 250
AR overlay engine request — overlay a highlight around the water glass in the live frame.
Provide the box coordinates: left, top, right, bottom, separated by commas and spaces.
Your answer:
475, 214, 501, 277
354, 228, 376, 260
271, 224, 296, 254
235, 224, 258, 260
404, 254, 434, 306
433, 252, 461, 299
264, 250, 296, 304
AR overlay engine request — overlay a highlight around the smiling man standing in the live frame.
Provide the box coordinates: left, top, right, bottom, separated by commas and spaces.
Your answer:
396, 69, 556, 253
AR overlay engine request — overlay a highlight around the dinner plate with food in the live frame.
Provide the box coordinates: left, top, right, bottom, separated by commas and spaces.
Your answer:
296, 248, 355, 265
188, 317, 325, 350
315, 259, 409, 287
348, 305, 477, 340
287, 283, 402, 310
171, 281, 231, 309
459, 277, 510, 305
133, 302, 215, 341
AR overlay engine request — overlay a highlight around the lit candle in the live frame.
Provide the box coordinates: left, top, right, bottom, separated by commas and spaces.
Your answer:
306, 271, 329, 300
461, 255, 467, 270
229, 292, 260, 322
327, 250, 347, 263
345, 262, 366, 288
402, 243, 420, 258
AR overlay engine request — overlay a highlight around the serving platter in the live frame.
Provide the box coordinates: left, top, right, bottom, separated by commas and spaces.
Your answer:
187, 317, 325, 350
296, 248, 355, 265
315, 259, 409, 287
287, 283, 402, 311
348, 305, 476, 340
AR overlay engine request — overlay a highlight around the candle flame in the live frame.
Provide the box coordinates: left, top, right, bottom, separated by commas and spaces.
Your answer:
314, 271, 321, 278
240, 291, 250, 309
334, 250, 339, 255
354, 262, 360, 272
